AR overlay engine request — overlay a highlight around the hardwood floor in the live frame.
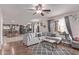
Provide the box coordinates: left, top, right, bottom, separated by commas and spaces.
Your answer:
0, 41, 32, 55
3, 35, 23, 43
0, 39, 79, 55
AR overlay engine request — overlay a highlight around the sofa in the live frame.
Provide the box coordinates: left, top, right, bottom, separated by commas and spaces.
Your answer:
23, 33, 41, 46
71, 40, 79, 48
23, 32, 62, 46
71, 37, 79, 48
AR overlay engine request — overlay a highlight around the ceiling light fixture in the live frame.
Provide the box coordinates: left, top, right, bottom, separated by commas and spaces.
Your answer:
36, 10, 42, 14
27, 4, 51, 16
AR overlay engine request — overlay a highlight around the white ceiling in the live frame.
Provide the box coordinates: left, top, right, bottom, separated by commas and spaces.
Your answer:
0, 4, 79, 25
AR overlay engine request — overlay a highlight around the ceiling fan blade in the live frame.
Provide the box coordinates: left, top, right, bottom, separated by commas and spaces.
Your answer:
33, 12, 36, 15
41, 13, 44, 16
35, 4, 42, 10
43, 9, 51, 12
27, 9, 34, 11
26, 8, 36, 11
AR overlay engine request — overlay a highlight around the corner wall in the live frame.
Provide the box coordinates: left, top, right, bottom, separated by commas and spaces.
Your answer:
69, 15, 79, 38
0, 9, 3, 48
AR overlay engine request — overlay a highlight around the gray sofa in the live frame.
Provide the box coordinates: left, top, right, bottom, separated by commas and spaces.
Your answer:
23, 32, 62, 46
71, 40, 79, 48
64, 34, 79, 49
23, 33, 41, 46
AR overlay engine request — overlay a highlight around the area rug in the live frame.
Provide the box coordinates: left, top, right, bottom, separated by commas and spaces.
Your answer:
29, 43, 76, 55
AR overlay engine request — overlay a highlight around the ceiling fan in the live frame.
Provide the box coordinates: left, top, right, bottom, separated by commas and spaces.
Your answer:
27, 4, 51, 16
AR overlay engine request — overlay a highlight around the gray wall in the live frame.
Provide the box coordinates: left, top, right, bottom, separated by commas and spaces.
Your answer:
69, 15, 79, 38
0, 9, 3, 48
50, 20, 55, 32
39, 20, 48, 32
0, 14, 1, 46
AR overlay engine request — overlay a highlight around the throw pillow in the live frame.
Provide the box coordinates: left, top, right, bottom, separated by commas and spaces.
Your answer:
75, 37, 79, 41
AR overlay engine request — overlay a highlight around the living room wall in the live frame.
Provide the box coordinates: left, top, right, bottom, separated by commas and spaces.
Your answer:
69, 15, 79, 38
0, 9, 3, 48
0, 15, 1, 48
39, 20, 48, 32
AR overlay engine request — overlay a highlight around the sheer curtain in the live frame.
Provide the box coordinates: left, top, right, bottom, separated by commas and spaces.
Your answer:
58, 17, 73, 41
58, 18, 68, 34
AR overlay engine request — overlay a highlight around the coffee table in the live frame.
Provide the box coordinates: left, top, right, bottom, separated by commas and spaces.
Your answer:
42, 38, 57, 51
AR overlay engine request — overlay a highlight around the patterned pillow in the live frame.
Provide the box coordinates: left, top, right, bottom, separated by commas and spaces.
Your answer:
75, 37, 79, 41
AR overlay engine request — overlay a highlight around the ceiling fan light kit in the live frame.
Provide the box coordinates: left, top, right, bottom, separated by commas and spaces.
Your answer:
27, 4, 51, 16
36, 10, 42, 14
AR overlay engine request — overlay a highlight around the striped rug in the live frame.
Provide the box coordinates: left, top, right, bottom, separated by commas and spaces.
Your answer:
30, 43, 76, 55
